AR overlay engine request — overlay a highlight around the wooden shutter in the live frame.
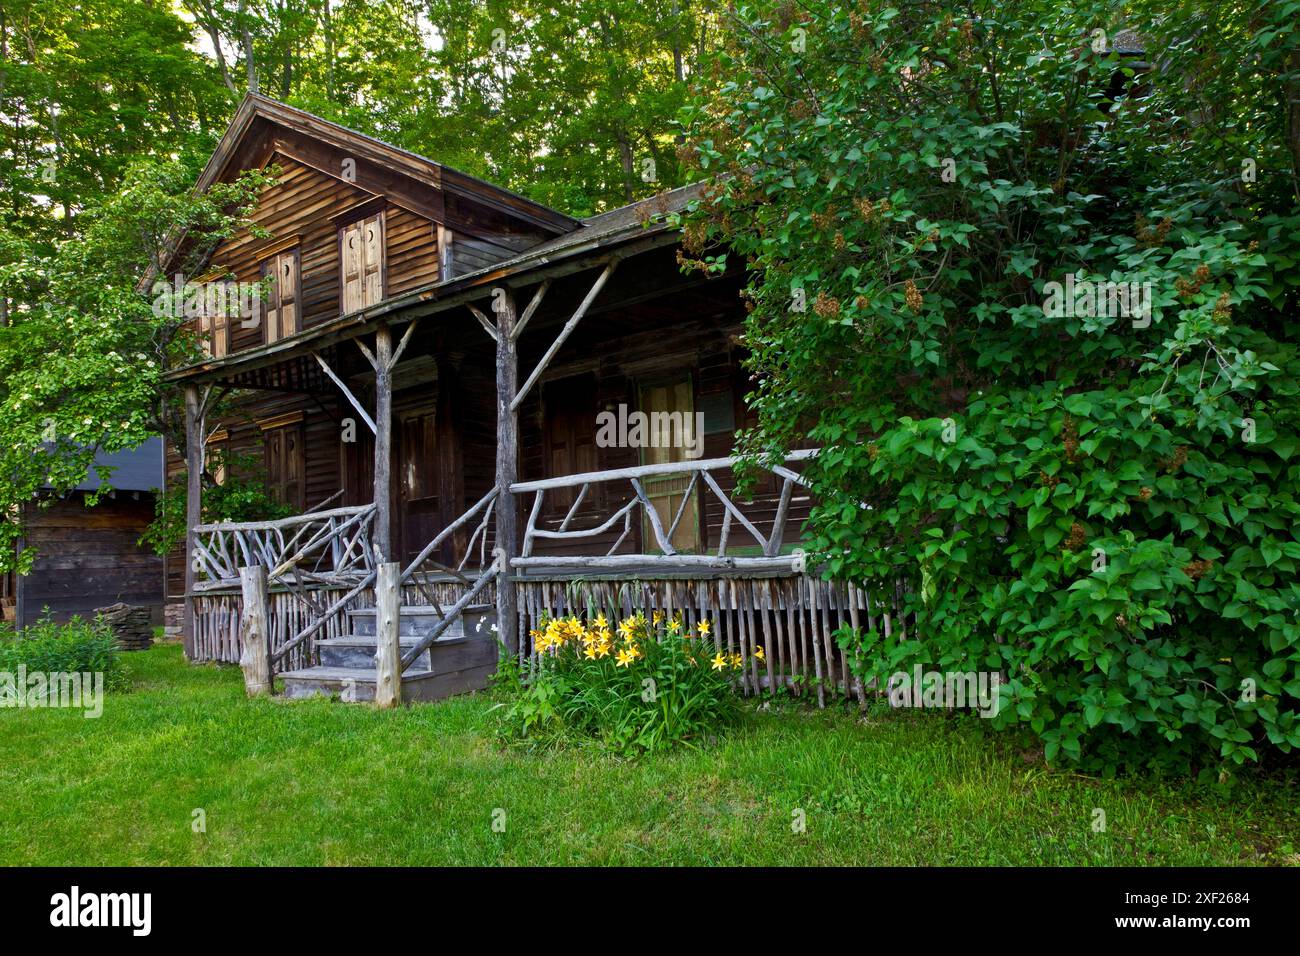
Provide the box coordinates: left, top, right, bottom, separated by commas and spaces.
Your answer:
265, 427, 284, 499
639, 376, 700, 552
284, 425, 304, 509
277, 252, 298, 338
340, 213, 384, 313
264, 424, 305, 510
362, 214, 384, 307
544, 375, 599, 510
342, 221, 363, 314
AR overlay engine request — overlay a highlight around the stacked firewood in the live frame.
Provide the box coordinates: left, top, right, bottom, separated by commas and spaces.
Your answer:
95, 603, 154, 651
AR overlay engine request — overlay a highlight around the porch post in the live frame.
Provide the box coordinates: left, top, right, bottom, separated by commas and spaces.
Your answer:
238, 564, 272, 696
373, 324, 393, 563
182, 383, 204, 660
494, 288, 519, 654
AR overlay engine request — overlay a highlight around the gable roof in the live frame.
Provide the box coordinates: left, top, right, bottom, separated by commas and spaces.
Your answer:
199, 94, 580, 235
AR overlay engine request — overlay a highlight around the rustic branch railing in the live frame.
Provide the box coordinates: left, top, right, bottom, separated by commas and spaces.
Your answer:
191, 503, 378, 592
394, 488, 502, 674
192, 503, 379, 675
510, 449, 818, 573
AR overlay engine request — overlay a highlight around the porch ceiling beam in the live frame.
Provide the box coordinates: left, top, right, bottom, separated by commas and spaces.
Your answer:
312, 351, 378, 435
508, 279, 551, 342
511, 258, 618, 413
467, 303, 498, 343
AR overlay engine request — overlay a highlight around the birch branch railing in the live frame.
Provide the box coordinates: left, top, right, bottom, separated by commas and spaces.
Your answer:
509, 448, 818, 574
191, 503, 379, 592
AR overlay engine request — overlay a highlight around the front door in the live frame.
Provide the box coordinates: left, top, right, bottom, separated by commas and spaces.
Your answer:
638, 375, 701, 553
398, 404, 440, 566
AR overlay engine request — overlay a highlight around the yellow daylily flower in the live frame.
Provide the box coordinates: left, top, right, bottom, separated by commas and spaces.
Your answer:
754, 645, 766, 662
711, 653, 728, 671
616, 648, 635, 668
594, 613, 608, 629
697, 619, 712, 636
729, 653, 743, 670
583, 644, 598, 660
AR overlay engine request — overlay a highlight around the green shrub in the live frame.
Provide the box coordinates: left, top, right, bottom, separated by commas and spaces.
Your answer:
492, 611, 745, 754
680, 0, 1300, 775
0, 614, 127, 691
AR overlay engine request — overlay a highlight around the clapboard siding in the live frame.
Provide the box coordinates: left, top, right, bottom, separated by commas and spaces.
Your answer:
202, 156, 445, 349
386, 206, 441, 295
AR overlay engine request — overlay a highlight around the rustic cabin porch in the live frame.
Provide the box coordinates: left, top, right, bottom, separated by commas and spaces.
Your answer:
173, 199, 904, 707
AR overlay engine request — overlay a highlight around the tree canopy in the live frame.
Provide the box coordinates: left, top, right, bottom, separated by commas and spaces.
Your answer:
0, 0, 719, 565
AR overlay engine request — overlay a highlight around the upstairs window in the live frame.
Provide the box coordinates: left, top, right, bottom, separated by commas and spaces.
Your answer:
192, 269, 229, 359
341, 212, 385, 314
196, 310, 228, 359
259, 246, 300, 345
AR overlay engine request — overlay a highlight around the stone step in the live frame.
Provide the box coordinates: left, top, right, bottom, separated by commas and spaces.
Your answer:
346, 604, 494, 640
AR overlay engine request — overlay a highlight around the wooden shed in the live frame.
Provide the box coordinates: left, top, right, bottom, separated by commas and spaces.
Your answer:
9, 440, 165, 628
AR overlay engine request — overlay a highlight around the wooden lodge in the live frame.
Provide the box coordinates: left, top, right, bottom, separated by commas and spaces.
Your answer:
166, 94, 894, 706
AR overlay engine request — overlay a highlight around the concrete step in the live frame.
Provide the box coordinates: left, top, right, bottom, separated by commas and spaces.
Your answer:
347, 604, 494, 640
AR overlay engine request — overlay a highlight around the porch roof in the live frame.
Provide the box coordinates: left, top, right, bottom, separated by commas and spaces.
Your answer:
164, 181, 703, 389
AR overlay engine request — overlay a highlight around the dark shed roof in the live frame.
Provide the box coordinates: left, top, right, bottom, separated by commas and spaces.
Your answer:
69, 438, 164, 493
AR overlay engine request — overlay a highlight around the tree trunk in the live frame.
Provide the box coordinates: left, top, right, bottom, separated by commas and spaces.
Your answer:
183, 385, 205, 660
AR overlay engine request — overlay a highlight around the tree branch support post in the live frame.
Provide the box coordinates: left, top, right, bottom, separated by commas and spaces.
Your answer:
494, 287, 519, 655
374, 560, 402, 708
373, 325, 393, 564
238, 564, 272, 696
183, 384, 206, 660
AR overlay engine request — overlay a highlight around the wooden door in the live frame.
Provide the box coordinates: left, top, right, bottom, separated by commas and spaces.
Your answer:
638, 376, 700, 552
264, 424, 305, 511
543, 374, 599, 514
398, 406, 440, 566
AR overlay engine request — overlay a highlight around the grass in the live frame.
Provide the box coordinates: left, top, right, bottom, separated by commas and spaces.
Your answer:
1, 643, 1296, 866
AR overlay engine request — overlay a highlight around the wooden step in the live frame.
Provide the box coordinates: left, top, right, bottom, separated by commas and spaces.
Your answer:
316, 635, 434, 670
279, 652, 497, 704
346, 604, 494, 640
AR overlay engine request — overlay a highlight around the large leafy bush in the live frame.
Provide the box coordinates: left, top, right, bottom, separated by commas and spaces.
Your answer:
679, 0, 1300, 773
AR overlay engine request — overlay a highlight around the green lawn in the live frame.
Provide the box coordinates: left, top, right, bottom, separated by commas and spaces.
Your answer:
1, 643, 1296, 866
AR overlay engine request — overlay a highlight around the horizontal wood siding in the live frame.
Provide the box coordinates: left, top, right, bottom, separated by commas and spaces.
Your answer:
202, 155, 444, 350
385, 206, 441, 295
20, 496, 163, 625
